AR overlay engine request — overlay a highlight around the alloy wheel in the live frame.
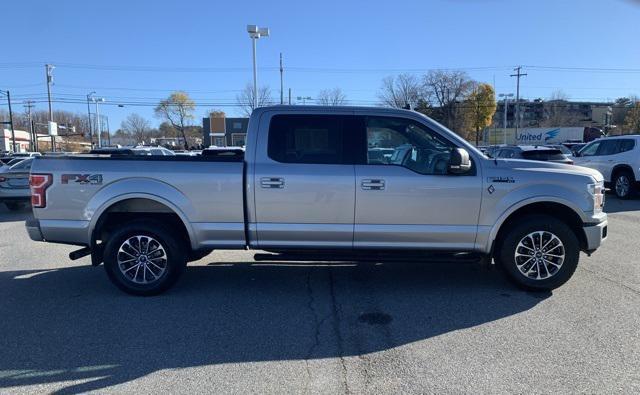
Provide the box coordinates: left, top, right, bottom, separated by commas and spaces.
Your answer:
117, 235, 168, 284
514, 231, 565, 280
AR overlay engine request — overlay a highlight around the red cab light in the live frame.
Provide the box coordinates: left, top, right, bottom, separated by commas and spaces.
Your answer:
29, 174, 53, 208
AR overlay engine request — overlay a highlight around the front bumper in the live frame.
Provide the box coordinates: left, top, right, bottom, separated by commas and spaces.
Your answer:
583, 215, 608, 252
26, 218, 44, 241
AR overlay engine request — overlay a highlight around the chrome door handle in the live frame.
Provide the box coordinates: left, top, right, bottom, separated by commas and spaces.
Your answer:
260, 177, 285, 189
361, 179, 385, 190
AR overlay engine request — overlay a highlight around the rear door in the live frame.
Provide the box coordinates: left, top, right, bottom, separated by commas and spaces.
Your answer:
353, 115, 482, 250
253, 113, 363, 248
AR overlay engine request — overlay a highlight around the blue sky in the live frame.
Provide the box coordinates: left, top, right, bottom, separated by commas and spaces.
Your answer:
1, 0, 639, 129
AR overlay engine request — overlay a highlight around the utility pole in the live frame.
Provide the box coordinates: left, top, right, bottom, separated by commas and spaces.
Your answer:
288, 88, 291, 105
96, 103, 101, 148
45, 64, 55, 121
106, 116, 111, 146
24, 100, 35, 151
5, 91, 16, 152
510, 66, 527, 134
87, 92, 95, 148
280, 53, 284, 104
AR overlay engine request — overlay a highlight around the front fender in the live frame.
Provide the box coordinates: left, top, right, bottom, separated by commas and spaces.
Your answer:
476, 177, 593, 254
85, 178, 197, 249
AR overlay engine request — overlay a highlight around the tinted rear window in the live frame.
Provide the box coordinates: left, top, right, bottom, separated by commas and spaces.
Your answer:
521, 150, 565, 160
267, 114, 364, 164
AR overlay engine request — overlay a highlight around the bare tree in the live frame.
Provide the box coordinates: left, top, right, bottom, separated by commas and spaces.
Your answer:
378, 73, 422, 109
236, 83, 273, 116
317, 88, 347, 106
541, 90, 582, 127
121, 113, 151, 144
422, 70, 475, 132
154, 91, 196, 150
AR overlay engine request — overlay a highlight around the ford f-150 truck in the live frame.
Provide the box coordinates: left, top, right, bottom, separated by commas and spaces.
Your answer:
26, 106, 608, 295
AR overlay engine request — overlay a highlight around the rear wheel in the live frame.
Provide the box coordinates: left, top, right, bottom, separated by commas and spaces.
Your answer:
613, 170, 635, 200
103, 219, 187, 296
495, 215, 580, 291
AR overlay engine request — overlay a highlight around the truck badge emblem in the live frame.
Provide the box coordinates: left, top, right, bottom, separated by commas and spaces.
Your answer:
487, 185, 495, 194
61, 174, 103, 185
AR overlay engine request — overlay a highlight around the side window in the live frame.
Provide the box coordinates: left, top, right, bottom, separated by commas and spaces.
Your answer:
596, 140, 619, 156
366, 117, 455, 175
580, 141, 600, 157
268, 115, 363, 164
617, 139, 635, 153
497, 149, 514, 158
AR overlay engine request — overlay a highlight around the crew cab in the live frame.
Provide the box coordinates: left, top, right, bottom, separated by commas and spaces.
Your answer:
27, 106, 608, 295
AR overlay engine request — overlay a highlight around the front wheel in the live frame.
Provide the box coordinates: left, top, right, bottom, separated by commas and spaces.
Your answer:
103, 220, 187, 296
496, 215, 580, 291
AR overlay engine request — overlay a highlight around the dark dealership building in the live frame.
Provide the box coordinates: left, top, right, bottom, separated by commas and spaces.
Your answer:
202, 116, 249, 147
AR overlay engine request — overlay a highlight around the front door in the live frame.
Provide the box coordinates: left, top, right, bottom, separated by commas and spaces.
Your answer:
354, 116, 482, 250
253, 114, 362, 249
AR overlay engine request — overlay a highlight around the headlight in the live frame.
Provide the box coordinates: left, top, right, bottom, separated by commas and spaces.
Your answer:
588, 182, 605, 212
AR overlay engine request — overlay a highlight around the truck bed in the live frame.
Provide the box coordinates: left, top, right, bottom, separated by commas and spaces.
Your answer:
30, 156, 247, 249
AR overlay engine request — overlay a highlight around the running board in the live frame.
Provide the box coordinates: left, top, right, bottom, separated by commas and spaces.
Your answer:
69, 247, 92, 261
253, 251, 482, 264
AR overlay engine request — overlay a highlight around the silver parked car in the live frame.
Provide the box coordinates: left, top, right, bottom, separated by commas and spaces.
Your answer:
0, 158, 33, 211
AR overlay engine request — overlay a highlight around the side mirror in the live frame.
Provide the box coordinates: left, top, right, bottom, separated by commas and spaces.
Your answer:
448, 148, 472, 174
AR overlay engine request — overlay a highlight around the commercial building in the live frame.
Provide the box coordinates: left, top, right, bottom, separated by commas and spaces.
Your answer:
202, 115, 249, 147
494, 100, 613, 129
1, 129, 37, 152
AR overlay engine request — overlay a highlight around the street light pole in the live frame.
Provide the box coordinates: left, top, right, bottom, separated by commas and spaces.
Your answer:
247, 25, 270, 111
92, 97, 105, 148
95, 101, 101, 148
252, 36, 258, 109
45, 64, 55, 121
498, 93, 514, 145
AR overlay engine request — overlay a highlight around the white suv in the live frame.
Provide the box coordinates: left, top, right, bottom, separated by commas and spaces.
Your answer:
574, 135, 640, 199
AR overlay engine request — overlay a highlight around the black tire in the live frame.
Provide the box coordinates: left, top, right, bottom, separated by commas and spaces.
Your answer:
188, 248, 214, 262
4, 201, 26, 211
612, 170, 635, 200
495, 215, 580, 291
103, 219, 187, 296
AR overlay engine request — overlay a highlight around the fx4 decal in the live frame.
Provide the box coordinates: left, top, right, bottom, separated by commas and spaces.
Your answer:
61, 174, 103, 185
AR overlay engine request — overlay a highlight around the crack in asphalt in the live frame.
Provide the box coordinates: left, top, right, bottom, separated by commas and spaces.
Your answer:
328, 267, 351, 394
581, 266, 640, 295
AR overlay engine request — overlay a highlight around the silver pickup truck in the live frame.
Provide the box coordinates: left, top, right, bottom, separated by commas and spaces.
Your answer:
27, 106, 608, 295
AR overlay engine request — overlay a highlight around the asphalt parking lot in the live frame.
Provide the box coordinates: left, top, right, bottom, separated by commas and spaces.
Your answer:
0, 198, 638, 394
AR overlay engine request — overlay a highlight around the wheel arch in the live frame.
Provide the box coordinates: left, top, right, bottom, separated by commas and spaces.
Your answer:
611, 164, 636, 181
488, 199, 587, 255
89, 194, 197, 251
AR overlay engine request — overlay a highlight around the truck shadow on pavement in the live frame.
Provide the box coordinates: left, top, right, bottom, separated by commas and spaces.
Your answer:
0, 259, 549, 393
0, 206, 32, 223
603, 195, 640, 213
